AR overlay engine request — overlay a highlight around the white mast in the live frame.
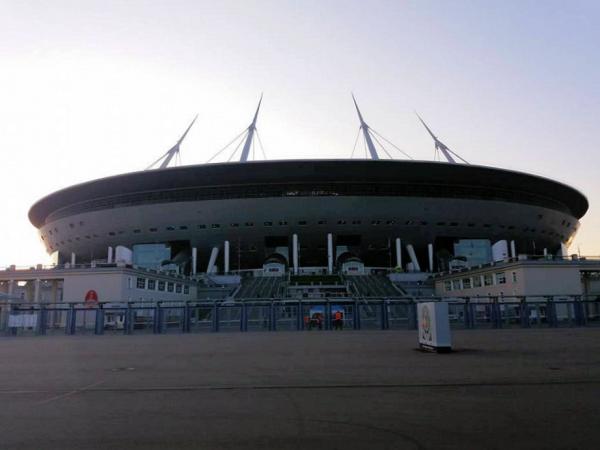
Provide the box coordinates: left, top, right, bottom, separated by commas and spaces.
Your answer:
352, 94, 379, 160
239, 94, 263, 162
146, 115, 198, 170
415, 112, 469, 164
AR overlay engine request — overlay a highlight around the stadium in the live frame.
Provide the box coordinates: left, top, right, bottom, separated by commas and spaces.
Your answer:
27, 97, 588, 298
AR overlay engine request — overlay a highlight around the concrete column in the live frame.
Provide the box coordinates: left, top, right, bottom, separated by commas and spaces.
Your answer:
292, 234, 299, 275
510, 240, 516, 259
206, 246, 219, 274
191, 247, 197, 276
327, 233, 333, 274
107, 246, 113, 264
560, 242, 569, 258
70, 252, 76, 266
224, 241, 230, 274
406, 244, 421, 272
34, 279, 41, 303
395, 238, 402, 268
543, 248, 548, 257
428, 243, 434, 273
8, 279, 14, 296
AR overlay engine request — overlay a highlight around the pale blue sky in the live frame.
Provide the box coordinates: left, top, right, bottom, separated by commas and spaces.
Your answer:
1, 0, 599, 265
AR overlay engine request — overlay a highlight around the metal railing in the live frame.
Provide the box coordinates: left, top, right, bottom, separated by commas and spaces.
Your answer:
1, 295, 599, 337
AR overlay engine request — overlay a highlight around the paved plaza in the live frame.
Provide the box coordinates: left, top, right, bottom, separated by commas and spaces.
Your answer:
1, 328, 599, 449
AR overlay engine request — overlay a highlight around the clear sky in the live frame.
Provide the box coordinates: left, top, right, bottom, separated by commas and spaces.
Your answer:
1, 0, 599, 266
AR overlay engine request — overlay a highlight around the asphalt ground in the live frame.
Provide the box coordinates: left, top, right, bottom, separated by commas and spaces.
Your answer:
1, 328, 599, 450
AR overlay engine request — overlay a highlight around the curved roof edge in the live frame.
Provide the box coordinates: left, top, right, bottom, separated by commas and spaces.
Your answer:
29, 159, 589, 228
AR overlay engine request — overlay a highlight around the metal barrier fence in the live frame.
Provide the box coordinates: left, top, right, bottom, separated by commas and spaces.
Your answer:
1, 295, 599, 336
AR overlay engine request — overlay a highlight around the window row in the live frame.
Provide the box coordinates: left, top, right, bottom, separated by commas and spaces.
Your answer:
135, 277, 190, 295
444, 271, 517, 291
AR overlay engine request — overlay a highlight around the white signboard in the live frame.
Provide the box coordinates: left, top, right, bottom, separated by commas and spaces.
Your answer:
417, 302, 452, 352
8, 314, 38, 328
492, 240, 509, 262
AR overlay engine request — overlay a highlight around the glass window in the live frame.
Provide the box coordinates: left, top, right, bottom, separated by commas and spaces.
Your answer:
473, 275, 482, 288
452, 279, 461, 290
132, 244, 171, 270
175, 284, 182, 294
184, 285, 189, 294
148, 279, 156, 290
136, 277, 146, 289
444, 281, 452, 291
462, 278, 472, 289
167, 282, 174, 292
484, 274, 493, 286
496, 272, 506, 284
512, 272, 518, 283
158, 280, 165, 291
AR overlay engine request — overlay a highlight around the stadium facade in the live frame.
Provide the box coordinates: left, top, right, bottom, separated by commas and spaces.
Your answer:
28, 97, 588, 280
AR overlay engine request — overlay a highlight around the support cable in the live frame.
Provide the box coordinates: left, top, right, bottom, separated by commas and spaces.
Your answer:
370, 129, 414, 160
350, 127, 361, 159
369, 133, 395, 160
226, 135, 247, 162
206, 129, 248, 163
256, 130, 267, 160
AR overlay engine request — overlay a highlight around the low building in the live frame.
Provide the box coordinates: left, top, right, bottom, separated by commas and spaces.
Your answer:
433, 256, 600, 300
0, 264, 196, 304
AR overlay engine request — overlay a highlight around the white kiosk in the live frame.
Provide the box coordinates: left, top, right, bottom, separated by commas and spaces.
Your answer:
417, 302, 452, 353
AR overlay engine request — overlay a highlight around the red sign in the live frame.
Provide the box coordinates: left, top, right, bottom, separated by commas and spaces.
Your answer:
84, 290, 99, 307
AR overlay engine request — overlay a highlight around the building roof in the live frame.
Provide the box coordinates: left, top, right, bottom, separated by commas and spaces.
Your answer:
29, 159, 588, 227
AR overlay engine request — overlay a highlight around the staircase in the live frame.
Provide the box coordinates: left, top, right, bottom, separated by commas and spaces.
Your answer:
234, 276, 283, 300
348, 275, 406, 298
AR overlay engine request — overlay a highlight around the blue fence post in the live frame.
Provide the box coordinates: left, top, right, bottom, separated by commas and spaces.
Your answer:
153, 302, 161, 334
380, 301, 386, 330
297, 301, 303, 331
125, 303, 133, 335
520, 297, 529, 328
271, 302, 277, 331
183, 302, 190, 333
95, 305, 104, 335
353, 300, 359, 330
574, 296, 584, 326
468, 301, 476, 329
213, 304, 219, 332
66, 304, 76, 335
37, 305, 46, 335
325, 302, 331, 331
64, 305, 71, 335
9, 304, 18, 336
546, 297, 556, 328
463, 298, 470, 329
493, 297, 502, 329
240, 303, 246, 332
